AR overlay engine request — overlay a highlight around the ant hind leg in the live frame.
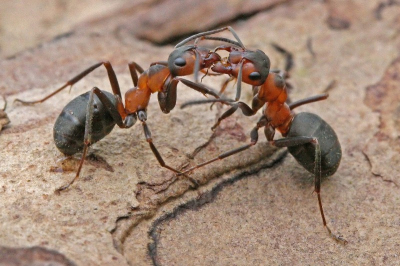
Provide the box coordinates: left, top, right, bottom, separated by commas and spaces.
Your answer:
272, 136, 348, 245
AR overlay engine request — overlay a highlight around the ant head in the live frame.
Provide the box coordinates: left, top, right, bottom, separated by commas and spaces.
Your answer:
240, 49, 270, 86
168, 46, 197, 77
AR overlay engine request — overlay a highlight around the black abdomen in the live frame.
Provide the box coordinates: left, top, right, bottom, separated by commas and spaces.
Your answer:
286, 112, 341, 177
53, 91, 116, 155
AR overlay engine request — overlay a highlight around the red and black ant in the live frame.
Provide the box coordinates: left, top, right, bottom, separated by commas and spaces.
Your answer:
15, 53, 226, 192
176, 28, 347, 245
14, 29, 260, 192
15, 27, 262, 193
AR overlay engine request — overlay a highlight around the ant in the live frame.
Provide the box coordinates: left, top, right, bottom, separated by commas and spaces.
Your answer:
15, 57, 223, 192
183, 92, 348, 245
175, 29, 348, 245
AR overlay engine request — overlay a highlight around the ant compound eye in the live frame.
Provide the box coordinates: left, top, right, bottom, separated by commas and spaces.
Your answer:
174, 57, 186, 67
249, 72, 261, 80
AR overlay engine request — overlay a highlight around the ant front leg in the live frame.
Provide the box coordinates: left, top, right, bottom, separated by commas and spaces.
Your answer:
128, 61, 145, 87
158, 77, 220, 114
179, 76, 236, 110
178, 78, 220, 99
137, 110, 199, 187
158, 78, 178, 114
272, 136, 348, 245
211, 95, 265, 130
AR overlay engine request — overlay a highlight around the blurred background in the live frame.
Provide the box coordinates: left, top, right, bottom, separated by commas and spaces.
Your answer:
0, 0, 295, 59
0, 0, 129, 58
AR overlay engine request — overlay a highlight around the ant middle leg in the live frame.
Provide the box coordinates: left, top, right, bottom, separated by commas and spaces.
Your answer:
288, 94, 329, 110
181, 116, 268, 174
182, 98, 261, 130
137, 110, 199, 187
212, 95, 265, 130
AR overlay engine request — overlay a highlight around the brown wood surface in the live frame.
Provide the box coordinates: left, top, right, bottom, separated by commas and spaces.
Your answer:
1, 0, 399, 265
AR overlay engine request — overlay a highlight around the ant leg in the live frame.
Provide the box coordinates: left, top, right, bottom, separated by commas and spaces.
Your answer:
180, 98, 235, 109
128, 62, 145, 87
178, 78, 220, 99
182, 118, 266, 174
272, 136, 347, 245
160, 74, 232, 113
137, 111, 199, 187
158, 79, 178, 114
89, 87, 136, 128
289, 94, 329, 110
15, 61, 122, 104
220, 76, 236, 95
211, 100, 262, 130
182, 95, 264, 129
179, 77, 236, 109
210, 76, 236, 109
235, 60, 244, 101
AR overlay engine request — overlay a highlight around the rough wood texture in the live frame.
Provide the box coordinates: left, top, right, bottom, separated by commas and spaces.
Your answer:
1, 0, 400, 265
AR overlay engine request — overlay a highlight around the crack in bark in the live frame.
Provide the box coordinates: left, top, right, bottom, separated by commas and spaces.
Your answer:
362, 150, 399, 187
188, 130, 218, 159
374, 0, 400, 20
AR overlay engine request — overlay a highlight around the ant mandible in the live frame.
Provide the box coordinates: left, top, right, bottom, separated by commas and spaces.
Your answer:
15, 51, 225, 192
176, 28, 348, 245
177, 27, 295, 130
